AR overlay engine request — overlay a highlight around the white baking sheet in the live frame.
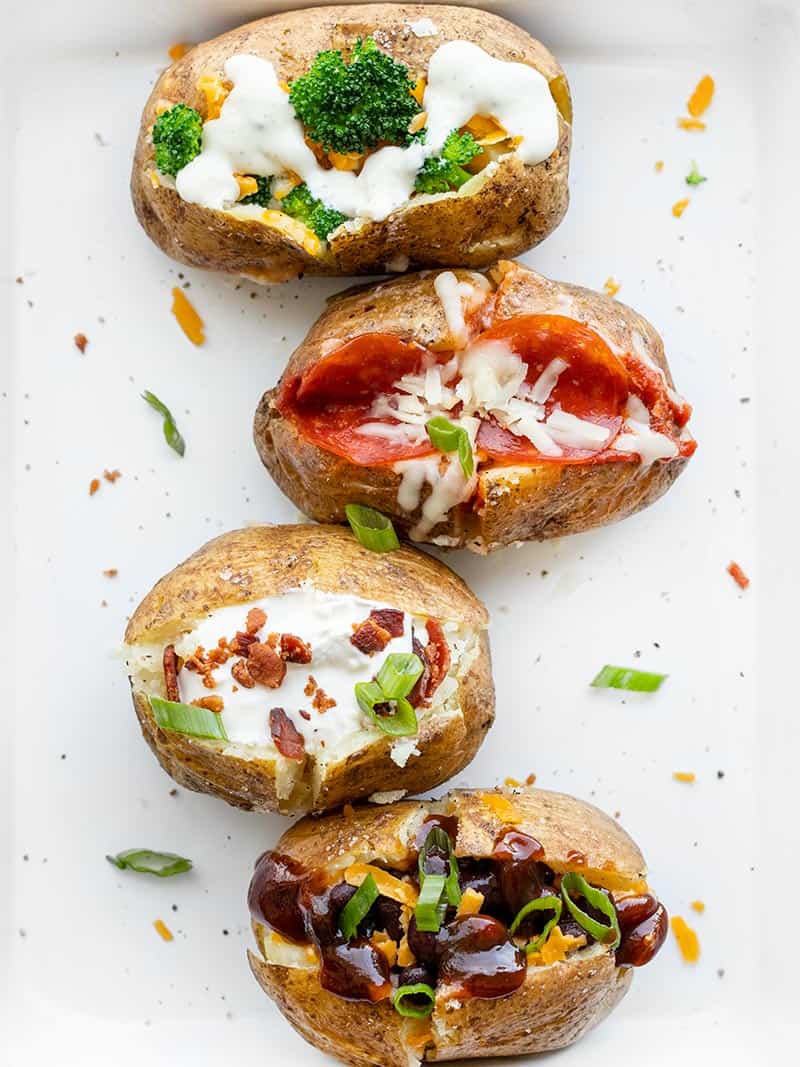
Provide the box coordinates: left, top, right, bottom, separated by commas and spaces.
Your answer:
2, 0, 799, 1063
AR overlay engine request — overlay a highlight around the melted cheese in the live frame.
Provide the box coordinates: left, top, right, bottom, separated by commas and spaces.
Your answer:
345, 864, 418, 906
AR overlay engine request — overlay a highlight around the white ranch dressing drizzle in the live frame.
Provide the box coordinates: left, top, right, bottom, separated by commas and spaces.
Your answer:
174, 41, 559, 222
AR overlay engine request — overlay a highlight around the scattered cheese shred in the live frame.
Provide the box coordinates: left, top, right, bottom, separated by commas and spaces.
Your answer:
478, 792, 521, 825
328, 150, 366, 171
371, 931, 398, 968
397, 934, 415, 967
677, 117, 706, 131
235, 174, 259, 198
527, 925, 586, 966
411, 77, 427, 105
603, 277, 621, 297
727, 561, 750, 589
525, 773, 537, 786
197, 74, 230, 121
504, 777, 522, 787
153, 919, 173, 942
687, 75, 715, 118
168, 42, 191, 61
671, 915, 700, 962
171, 287, 205, 346
345, 863, 418, 906
672, 198, 690, 218
673, 771, 696, 783
690, 900, 706, 914
457, 888, 485, 917
89, 478, 101, 496
655, 160, 665, 172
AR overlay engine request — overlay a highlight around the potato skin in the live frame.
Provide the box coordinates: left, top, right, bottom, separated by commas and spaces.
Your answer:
131, 4, 571, 281
124, 525, 494, 814
254, 262, 692, 552
248, 788, 646, 1064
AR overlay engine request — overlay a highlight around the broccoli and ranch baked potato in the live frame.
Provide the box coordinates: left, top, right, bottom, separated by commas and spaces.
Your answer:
131, 4, 571, 281
123, 524, 493, 814
255, 260, 697, 552
247, 787, 669, 1066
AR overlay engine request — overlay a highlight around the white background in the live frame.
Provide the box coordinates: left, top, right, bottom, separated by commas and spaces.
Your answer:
2, 1, 798, 1063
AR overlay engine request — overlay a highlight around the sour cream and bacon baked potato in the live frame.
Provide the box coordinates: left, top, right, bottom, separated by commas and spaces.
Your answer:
255, 260, 696, 552
131, 4, 571, 282
123, 525, 493, 813
247, 787, 669, 1065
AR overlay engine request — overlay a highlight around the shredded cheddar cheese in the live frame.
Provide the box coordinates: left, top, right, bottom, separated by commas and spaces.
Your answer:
673, 771, 696, 783
671, 915, 700, 962
504, 777, 522, 788
153, 919, 173, 942
411, 77, 426, 105
456, 888, 485, 917
344, 863, 418, 906
603, 277, 621, 298
168, 42, 191, 61
371, 931, 398, 968
672, 198, 690, 218
548, 74, 572, 124
527, 925, 586, 966
197, 75, 230, 121
478, 792, 521, 824
464, 113, 509, 145
655, 160, 665, 172
690, 900, 706, 914
171, 288, 205, 346
235, 174, 259, 198
687, 75, 715, 118
260, 210, 323, 257
677, 117, 706, 131
397, 934, 416, 968
328, 150, 366, 171
147, 168, 161, 189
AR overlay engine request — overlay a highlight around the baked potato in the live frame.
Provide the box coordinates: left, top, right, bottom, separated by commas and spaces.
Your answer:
247, 786, 669, 1065
255, 260, 697, 552
123, 524, 493, 814
131, 4, 571, 282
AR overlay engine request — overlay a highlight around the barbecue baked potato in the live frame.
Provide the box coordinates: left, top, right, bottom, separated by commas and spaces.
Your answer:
255, 260, 696, 552
247, 786, 669, 1065
131, 4, 571, 282
123, 525, 493, 813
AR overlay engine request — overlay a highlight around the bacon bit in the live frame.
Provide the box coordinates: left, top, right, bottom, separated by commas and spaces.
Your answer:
207, 640, 231, 667
369, 608, 404, 637
690, 900, 705, 914
280, 633, 313, 663
231, 658, 255, 689
670, 915, 700, 962
247, 642, 287, 688
102, 568, 118, 578
229, 630, 258, 656
673, 771, 696, 783
89, 478, 101, 496
525, 773, 537, 786
299, 709, 311, 721
456, 888, 485, 917
677, 116, 706, 131
672, 198, 690, 218
153, 919, 173, 942
171, 287, 205, 346
269, 708, 305, 760
727, 561, 750, 589
312, 686, 336, 713
687, 74, 715, 118
603, 277, 621, 298
192, 695, 224, 713
103, 469, 121, 483
246, 607, 267, 634
74, 332, 88, 353
655, 160, 665, 173
342, 803, 355, 819
350, 617, 392, 655
421, 619, 451, 696
168, 42, 191, 61
163, 644, 180, 702
304, 675, 317, 698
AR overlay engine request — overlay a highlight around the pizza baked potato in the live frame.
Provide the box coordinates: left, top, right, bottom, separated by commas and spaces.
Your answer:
247, 786, 669, 1065
131, 4, 571, 282
123, 525, 493, 813
255, 260, 697, 552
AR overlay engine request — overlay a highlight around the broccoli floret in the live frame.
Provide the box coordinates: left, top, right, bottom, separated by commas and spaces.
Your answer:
289, 37, 422, 154
280, 184, 347, 241
240, 175, 273, 207
414, 129, 482, 194
152, 103, 203, 176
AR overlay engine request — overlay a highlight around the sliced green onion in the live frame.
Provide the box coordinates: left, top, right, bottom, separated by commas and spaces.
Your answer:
345, 504, 400, 552
560, 872, 621, 949
415, 872, 447, 932
418, 826, 461, 908
106, 849, 192, 877
392, 982, 436, 1018
142, 390, 185, 457
685, 160, 708, 186
150, 696, 229, 741
339, 873, 379, 939
376, 653, 423, 699
426, 416, 473, 478
590, 665, 667, 692
509, 895, 562, 954
355, 682, 418, 737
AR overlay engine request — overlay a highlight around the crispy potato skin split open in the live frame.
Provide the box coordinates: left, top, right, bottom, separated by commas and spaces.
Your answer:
124, 525, 494, 813
248, 788, 644, 1063
131, 4, 571, 281
254, 263, 691, 552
